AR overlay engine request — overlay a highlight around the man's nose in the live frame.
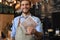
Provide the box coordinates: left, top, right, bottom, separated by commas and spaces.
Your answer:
23, 5, 27, 8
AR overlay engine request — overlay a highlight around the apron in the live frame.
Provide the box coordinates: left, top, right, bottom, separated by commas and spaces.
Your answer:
15, 25, 35, 40
15, 17, 35, 40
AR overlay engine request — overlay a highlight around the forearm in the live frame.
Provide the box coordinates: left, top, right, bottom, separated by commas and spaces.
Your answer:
11, 32, 15, 40
35, 32, 43, 37
11, 26, 16, 40
11, 31, 15, 40
32, 29, 43, 39
34, 30, 43, 37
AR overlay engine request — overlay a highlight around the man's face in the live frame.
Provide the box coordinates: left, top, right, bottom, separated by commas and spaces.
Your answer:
20, 1, 31, 13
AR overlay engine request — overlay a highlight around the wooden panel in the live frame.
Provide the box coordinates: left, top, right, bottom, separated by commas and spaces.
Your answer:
0, 14, 14, 33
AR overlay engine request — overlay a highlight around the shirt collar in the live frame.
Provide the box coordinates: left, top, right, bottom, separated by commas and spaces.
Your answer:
20, 13, 32, 18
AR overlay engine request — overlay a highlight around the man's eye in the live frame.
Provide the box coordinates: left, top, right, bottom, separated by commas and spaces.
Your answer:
21, 4, 29, 6
26, 4, 29, 5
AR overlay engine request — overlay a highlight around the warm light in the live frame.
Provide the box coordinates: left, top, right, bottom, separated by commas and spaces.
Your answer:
14, 0, 16, 4
15, 3, 20, 10
48, 29, 53, 32
6, 0, 13, 2
10, 3, 13, 6
5, 2, 8, 5
0, 0, 2, 2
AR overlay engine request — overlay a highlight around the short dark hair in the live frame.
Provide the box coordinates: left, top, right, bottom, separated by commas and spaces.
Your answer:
20, 0, 31, 5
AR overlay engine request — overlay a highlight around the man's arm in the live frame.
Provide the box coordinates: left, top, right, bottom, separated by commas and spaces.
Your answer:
10, 21, 15, 40
10, 19, 17, 40
33, 17, 43, 39
24, 17, 43, 39
32, 29, 43, 39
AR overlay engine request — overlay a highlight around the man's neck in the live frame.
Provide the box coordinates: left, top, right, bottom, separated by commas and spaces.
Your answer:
22, 12, 31, 17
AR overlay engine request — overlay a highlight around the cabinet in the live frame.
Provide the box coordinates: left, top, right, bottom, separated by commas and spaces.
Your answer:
0, 14, 14, 37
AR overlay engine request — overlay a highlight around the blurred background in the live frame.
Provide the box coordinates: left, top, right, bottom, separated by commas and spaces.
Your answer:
0, 0, 60, 40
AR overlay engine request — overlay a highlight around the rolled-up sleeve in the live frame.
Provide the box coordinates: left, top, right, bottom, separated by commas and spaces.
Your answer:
35, 18, 43, 32
11, 18, 18, 38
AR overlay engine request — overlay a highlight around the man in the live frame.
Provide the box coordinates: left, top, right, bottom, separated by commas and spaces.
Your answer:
11, 0, 43, 40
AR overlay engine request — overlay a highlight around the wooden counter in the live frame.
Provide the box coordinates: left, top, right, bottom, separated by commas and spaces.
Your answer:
0, 13, 14, 37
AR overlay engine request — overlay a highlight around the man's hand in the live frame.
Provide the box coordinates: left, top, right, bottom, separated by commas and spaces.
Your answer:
26, 27, 34, 35
26, 27, 43, 40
